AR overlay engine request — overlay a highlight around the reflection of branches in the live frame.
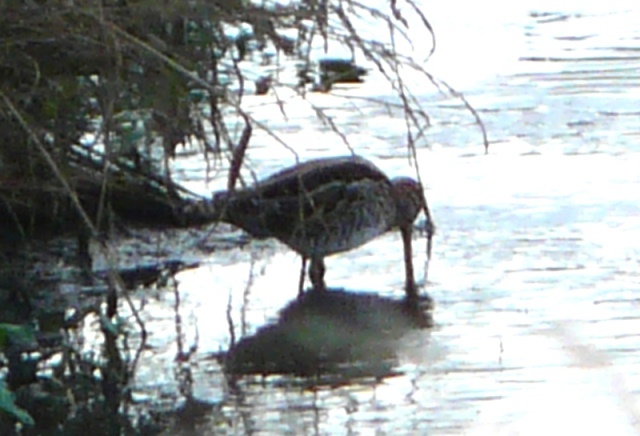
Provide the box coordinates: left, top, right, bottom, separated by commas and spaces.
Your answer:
224, 373, 255, 434
226, 291, 236, 349
224, 249, 258, 348
172, 278, 197, 399
242, 251, 259, 338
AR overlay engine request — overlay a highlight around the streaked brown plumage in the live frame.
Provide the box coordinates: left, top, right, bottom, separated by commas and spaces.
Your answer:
179, 155, 434, 299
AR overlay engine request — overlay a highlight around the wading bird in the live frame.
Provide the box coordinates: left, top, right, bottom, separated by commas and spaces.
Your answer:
179, 155, 434, 300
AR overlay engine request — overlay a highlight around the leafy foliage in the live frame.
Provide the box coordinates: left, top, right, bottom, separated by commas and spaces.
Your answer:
0, 380, 35, 427
0, 323, 36, 350
0, 324, 36, 427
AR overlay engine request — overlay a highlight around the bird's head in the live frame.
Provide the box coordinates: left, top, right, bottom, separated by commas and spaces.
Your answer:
391, 177, 425, 226
391, 176, 435, 258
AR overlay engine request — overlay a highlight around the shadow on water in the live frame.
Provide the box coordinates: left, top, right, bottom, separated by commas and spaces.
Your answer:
225, 289, 433, 382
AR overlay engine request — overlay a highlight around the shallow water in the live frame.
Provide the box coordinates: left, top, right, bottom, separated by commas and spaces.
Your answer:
111, 1, 640, 433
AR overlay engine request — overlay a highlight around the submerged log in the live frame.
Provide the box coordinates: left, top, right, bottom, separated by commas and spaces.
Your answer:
297, 58, 368, 92
0, 146, 197, 245
319, 58, 368, 84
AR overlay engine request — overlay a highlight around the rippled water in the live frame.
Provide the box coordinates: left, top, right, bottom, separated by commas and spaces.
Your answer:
119, 1, 640, 433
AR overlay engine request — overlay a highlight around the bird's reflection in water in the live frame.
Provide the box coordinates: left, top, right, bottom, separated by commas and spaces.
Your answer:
225, 289, 433, 382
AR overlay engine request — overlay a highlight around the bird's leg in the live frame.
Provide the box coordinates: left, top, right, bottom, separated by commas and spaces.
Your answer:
401, 225, 418, 301
298, 256, 307, 297
309, 257, 326, 291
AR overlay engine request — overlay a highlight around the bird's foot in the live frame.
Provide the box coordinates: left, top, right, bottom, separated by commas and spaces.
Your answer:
309, 282, 327, 293
405, 284, 434, 311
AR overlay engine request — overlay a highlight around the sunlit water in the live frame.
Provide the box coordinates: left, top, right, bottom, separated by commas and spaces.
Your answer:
103, 1, 640, 433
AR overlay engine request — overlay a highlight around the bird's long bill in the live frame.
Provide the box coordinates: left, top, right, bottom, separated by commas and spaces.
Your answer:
422, 193, 435, 282
424, 202, 435, 260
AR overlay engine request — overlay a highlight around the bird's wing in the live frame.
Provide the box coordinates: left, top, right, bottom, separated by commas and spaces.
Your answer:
255, 156, 388, 199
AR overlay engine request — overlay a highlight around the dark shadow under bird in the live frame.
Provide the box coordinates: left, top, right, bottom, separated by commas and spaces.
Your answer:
224, 288, 434, 378
177, 155, 435, 300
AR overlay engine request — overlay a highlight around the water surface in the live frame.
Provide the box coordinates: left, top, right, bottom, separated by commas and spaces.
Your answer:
113, 1, 640, 433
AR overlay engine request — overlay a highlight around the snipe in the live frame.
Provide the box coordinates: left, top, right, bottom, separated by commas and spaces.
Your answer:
179, 155, 435, 300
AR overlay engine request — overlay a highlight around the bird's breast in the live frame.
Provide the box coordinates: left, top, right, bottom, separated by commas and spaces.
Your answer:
285, 192, 395, 257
